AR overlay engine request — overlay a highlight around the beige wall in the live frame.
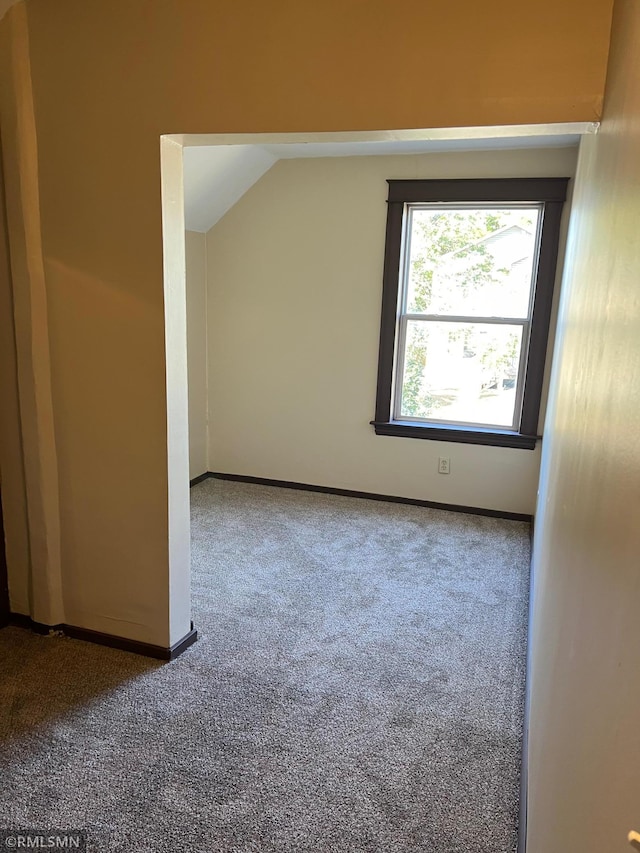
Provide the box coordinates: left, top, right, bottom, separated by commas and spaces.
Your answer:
185, 230, 207, 480
0, 4, 65, 625
24, 0, 614, 132
205, 147, 576, 515
0, 129, 30, 615
0, 0, 19, 21
0, 0, 613, 640
527, 1, 640, 850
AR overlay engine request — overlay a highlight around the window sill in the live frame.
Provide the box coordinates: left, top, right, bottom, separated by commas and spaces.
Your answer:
370, 420, 539, 449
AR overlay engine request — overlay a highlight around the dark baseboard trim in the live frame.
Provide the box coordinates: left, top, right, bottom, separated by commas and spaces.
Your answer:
205, 472, 532, 522
190, 471, 213, 487
6, 614, 198, 661
167, 626, 199, 660
8, 612, 46, 632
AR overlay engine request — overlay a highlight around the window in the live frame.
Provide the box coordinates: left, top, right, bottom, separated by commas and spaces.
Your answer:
372, 178, 568, 449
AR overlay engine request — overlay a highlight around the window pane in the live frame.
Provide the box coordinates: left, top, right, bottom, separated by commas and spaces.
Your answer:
405, 207, 540, 318
398, 321, 524, 428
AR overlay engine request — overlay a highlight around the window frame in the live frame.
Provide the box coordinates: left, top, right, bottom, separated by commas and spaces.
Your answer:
371, 177, 569, 450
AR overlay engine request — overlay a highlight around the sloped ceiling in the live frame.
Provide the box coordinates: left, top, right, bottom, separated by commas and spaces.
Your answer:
182, 128, 586, 233
183, 145, 277, 233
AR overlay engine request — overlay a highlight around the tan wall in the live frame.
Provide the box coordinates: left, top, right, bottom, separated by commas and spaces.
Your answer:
527, 1, 640, 849
0, 0, 19, 21
0, 130, 31, 615
0, 4, 65, 625
185, 231, 207, 480
25, 0, 613, 133
0, 0, 613, 640
206, 148, 576, 515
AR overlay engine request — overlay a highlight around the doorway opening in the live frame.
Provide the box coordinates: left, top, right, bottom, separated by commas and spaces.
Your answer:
159, 122, 590, 643
159, 122, 589, 847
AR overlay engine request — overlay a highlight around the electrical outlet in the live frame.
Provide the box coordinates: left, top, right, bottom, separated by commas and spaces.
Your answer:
438, 456, 450, 475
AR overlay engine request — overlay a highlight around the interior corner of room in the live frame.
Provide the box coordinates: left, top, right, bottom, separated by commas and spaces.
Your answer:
184, 137, 580, 519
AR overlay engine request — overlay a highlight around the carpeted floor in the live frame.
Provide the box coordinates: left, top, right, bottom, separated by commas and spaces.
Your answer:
0, 479, 530, 852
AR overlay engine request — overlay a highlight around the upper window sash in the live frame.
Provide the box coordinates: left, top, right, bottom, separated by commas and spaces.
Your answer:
398, 201, 544, 323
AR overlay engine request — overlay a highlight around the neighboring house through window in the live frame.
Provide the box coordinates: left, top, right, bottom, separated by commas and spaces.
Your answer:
372, 177, 569, 449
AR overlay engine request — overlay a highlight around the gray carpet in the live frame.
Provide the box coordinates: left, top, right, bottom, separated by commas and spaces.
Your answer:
0, 479, 530, 852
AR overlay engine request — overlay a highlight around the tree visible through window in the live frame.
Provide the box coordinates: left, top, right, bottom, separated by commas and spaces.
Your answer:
373, 179, 569, 449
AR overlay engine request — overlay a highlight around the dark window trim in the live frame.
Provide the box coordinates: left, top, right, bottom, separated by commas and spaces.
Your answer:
373, 177, 569, 449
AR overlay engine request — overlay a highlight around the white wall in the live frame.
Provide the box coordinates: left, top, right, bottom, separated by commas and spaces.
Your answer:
185, 230, 208, 480
527, 1, 640, 850
205, 147, 577, 515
